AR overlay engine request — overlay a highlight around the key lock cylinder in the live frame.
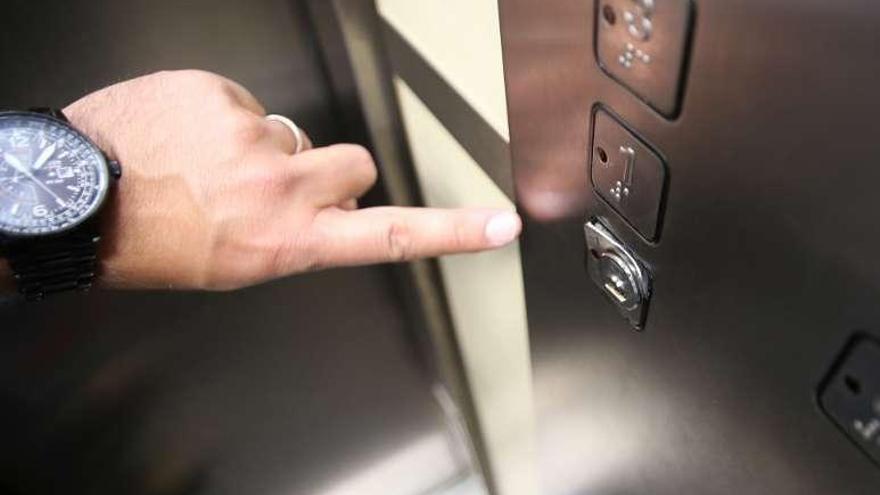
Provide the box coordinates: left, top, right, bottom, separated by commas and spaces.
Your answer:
585, 220, 652, 330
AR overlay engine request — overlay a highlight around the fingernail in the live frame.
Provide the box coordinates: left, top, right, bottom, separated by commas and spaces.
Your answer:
484, 211, 522, 247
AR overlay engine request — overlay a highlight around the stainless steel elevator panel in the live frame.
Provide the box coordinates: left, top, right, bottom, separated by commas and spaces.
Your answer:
500, 0, 880, 493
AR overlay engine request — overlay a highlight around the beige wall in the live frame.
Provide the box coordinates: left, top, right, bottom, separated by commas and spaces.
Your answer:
377, 0, 509, 140
376, 2, 537, 494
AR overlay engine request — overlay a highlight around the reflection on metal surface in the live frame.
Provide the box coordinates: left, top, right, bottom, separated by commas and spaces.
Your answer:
536, 363, 642, 494
516, 175, 588, 222
315, 433, 465, 495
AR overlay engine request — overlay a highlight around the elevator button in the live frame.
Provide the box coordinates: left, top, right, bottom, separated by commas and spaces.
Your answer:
596, 0, 694, 116
591, 108, 667, 241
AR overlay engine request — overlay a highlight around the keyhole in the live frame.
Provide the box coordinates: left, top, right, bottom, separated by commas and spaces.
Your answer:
597, 147, 609, 164
845, 374, 862, 395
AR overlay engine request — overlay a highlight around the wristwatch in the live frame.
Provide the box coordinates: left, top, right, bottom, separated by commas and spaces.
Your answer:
0, 108, 121, 301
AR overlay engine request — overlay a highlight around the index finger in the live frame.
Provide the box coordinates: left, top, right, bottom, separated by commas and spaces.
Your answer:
306, 206, 522, 268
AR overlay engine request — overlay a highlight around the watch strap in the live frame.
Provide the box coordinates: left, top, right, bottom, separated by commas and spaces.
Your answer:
2, 224, 100, 302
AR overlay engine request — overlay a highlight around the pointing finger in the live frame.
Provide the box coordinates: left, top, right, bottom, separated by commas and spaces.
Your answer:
304, 206, 522, 268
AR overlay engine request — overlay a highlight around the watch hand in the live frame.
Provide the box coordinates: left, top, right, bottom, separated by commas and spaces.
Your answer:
3, 152, 66, 207
32, 143, 57, 171
3, 153, 26, 174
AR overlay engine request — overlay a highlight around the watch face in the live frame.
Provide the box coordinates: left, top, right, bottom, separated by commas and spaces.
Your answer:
0, 112, 110, 236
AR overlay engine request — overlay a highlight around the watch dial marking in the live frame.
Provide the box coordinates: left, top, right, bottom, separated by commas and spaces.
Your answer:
0, 113, 109, 235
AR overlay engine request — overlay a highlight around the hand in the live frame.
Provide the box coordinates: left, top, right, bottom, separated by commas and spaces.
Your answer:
57, 70, 521, 291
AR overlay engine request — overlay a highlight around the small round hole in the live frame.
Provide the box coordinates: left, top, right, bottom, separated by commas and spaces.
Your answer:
845, 375, 862, 395
602, 5, 617, 25
597, 147, 609, 163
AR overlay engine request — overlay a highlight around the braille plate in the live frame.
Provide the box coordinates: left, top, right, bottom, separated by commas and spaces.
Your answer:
596, 0, 694, 117
591, 108, 667, 242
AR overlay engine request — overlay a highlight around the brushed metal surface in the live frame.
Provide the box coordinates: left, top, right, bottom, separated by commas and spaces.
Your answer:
500, 0, 880, 493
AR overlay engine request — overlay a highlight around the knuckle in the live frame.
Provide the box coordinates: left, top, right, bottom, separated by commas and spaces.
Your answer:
342, 143, 373, 165
149, 69, 181, 82
180, 69, 222, 85
384, 221, 413, 263
361, 157, 379, 187
217, 79, 246, 104
348, 144, 376, 168
336, 143, 379, 187
159, 69, 220, 90
180, 71, 243, 107
225, 112, 267, 147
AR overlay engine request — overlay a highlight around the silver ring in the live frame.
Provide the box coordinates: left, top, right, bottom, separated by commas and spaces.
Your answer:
266, 114, 305, 154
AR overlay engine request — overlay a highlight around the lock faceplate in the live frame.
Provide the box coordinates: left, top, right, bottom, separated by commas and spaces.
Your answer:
585, 220, 652, 330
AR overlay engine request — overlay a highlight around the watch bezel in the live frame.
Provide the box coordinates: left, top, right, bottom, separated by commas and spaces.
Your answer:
0, 110, 111, 239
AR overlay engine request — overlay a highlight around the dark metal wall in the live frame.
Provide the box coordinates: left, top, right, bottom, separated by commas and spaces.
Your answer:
500, 0, 880, 493
0, 1, 466, 494
0, 0, 339, 144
